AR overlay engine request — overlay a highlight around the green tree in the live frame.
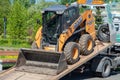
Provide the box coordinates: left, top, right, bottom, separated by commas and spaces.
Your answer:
0, 0, 11, 35
114, 0, 120, 2
95, 7, 103, 29
7, 1, 28, 39
13, 0, 32, 8
18, 0, 31, 8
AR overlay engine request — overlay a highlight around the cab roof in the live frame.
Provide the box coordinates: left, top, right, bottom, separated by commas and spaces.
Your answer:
42, 5, 77, 12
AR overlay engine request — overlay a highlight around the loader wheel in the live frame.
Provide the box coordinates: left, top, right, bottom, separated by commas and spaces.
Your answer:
64, 42, 80, 64
31, 41, 38, 49
79, 34, 94, 55
97, 24, 110, 42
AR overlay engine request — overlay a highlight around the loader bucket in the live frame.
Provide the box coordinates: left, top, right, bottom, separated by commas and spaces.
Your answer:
15, 48, 67, 75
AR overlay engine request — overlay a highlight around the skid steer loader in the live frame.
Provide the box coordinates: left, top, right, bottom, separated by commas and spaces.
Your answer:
15, 4, 96, 75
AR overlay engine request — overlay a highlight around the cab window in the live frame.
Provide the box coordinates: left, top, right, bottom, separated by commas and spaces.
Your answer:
63, 7, 78, 29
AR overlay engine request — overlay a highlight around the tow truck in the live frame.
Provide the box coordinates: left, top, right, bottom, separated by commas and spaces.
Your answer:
0, 0, 120, 80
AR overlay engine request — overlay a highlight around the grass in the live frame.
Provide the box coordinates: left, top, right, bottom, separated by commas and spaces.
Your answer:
0, 44, 31, 48
0, 38, 31, 49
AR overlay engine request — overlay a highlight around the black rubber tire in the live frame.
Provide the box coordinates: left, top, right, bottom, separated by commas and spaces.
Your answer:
31, 41, 38, 49
64, 42, 80, 64
96, 60, 111, 78
79, 34, 94, 55
97, 24, 110, 42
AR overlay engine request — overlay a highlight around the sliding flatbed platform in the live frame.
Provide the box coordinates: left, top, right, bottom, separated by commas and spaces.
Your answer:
0, 41, 112, 80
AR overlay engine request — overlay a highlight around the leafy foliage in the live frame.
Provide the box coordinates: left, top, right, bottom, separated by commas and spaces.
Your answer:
1, 0, 58, 47
0, 0, 10, 35
14, 0, 32, 8
7, 1, 28, 39
95, 7, 103, 29
0, 0, 10, 18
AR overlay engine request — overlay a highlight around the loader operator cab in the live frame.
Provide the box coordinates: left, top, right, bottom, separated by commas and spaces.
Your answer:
42, 5, 79, 45
42, 11, 60, 44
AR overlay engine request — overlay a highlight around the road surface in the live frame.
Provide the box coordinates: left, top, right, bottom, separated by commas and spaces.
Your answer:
61, 70, 120, 80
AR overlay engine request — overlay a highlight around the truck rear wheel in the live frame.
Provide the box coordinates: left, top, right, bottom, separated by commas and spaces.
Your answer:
96, 60, 111, 78
64, 42, 80, 64
31, 41, 38, 49
79, 34, 94, 55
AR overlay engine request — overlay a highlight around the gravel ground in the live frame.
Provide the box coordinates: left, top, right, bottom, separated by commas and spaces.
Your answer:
61, 71, 120, 80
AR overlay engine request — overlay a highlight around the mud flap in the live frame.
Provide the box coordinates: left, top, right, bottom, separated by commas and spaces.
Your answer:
15, 48, 68, 75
